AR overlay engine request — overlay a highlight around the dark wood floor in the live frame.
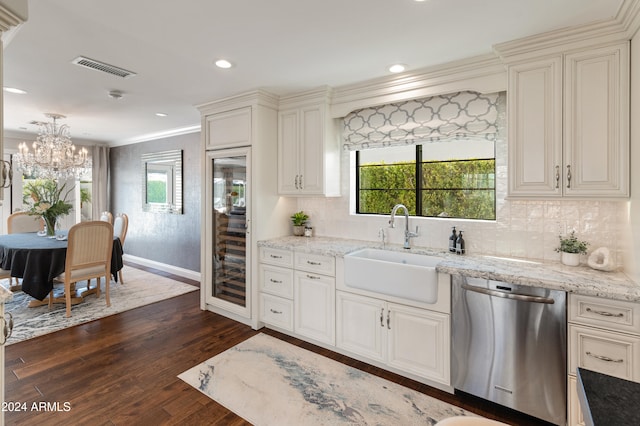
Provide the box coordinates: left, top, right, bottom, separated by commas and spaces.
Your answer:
4, 265, 554, 425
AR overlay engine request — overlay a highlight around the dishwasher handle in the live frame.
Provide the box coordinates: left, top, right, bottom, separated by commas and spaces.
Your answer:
461, 283, 555, 304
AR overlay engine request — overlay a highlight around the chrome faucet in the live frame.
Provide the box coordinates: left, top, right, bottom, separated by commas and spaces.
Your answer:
389, 204, 419, 249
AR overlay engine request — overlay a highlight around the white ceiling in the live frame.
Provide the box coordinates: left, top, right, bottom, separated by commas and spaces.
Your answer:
2, 0, 625, 145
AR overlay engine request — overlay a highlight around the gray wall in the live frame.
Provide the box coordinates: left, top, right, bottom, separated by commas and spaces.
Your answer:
110, 132, 201, 272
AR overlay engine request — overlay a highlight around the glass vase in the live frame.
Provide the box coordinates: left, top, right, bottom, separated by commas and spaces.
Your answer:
43, 215, 57, 237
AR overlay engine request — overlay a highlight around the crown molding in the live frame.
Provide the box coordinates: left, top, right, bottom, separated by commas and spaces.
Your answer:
112, 124, 201, 147
196, 89, 279, 115
0, 0, 27, 32
330, 54, 506, 118
494, 0, 640, 62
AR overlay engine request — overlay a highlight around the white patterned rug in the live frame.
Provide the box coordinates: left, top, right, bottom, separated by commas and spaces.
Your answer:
3, 265, 198, 345
179, 333, 479, 425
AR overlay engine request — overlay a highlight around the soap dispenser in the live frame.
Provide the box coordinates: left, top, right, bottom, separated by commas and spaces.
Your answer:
455, 231, 465, 255
449, 227, 457, 253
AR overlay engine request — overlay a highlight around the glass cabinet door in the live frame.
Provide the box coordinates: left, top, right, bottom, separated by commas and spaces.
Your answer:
210, 152, 248, 309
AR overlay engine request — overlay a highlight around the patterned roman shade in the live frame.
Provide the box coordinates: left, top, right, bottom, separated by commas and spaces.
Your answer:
342, 91, 503, 151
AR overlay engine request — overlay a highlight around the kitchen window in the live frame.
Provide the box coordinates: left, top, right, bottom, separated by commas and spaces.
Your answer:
343, 90, 503, 221
356, 142, 495, 220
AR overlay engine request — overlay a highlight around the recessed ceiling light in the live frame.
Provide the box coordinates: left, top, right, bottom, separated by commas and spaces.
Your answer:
215, 59, 233, 69
4, 87, 27, 94
388, 64, 406, 73
155, 112, 168, 117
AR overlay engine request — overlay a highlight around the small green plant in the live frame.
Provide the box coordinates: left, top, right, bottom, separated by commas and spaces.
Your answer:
290, 211, 309, 226
555, 230, 589, 254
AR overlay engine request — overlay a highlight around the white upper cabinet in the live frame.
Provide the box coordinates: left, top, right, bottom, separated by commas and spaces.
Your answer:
507, 42, 629, 198
205, 106, 252, 149
278, 88, 341, 196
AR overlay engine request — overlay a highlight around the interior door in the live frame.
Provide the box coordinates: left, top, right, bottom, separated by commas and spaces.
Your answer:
205, 147, 251, 319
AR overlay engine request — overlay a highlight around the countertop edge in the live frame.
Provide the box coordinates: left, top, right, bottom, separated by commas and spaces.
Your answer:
258, 236, 640, 302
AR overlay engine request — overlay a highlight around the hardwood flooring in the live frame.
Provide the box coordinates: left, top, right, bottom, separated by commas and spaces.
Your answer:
4, 265, 554, 425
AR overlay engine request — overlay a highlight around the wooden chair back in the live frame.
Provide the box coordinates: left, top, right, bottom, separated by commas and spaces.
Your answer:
7, 211, 44, 233
58, 221, 114, 317
113, 213, 129, 246
99, 211, 113, 224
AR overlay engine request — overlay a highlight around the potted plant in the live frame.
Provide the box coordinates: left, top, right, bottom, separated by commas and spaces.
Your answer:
555, 230, 589, 266
290, 211, 309, 236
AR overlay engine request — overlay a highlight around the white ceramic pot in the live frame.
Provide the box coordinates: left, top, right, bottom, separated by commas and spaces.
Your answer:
561, 252, 580, 266
292, 225, 305, 236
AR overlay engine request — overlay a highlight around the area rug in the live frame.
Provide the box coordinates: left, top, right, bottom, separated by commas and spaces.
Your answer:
179, 333, 479, 425
3, 265, 198, 345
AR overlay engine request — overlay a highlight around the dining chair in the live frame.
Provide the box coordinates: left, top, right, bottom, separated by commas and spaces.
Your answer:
6, 211, 45, 290
51, 221, 114, 317
112, 213, 129, 284
99, 211, 113, 224
7, 211, 44, 233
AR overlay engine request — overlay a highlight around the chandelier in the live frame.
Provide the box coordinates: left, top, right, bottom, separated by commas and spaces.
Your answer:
14, 113, 91, 179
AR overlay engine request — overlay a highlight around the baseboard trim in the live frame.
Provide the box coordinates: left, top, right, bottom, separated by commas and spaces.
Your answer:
123, 254, 201, 282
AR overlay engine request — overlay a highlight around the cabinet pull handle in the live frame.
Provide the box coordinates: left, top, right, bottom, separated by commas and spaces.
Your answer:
269, 278, 282, 284
307, 261, 321, 266
295, 175, 299, 189
586, 351, 623, 363
566, 165, 572, 188
555, 165, 560, 189
387, 310, 391, 329
269, 308, 283, 315
306, 274, 320, 280
299, 174, 303, 189
270, 254, 282, 259
380, 308, 384, 327
586, 307, 624, 318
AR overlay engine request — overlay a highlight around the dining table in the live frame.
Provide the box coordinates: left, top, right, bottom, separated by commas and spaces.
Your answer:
0, 231, 124, 303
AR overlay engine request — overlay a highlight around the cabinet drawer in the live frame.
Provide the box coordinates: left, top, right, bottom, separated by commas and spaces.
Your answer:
260, 293, 293, 331
259, 264, 293, 299
260, 247, 294, 268
569, 324, 640, 380
569, 294, 640, 335
294, 252, 335, 276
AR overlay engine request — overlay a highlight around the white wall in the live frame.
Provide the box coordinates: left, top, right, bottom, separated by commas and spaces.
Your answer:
297, 126, 627, 268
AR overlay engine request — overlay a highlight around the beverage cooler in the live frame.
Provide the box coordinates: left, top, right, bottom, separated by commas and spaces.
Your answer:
204, 147, 251, 320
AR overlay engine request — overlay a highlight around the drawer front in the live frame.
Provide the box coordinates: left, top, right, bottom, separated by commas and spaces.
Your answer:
569, 294, 640, 335
260, 293, 293, 331
294, 252, 335, 276
259, 264, 294, 299
569, 324, 640, 380
260, 247, 294, 268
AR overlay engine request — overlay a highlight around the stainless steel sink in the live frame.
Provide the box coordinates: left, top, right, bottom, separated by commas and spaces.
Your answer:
343, 248, 441, 303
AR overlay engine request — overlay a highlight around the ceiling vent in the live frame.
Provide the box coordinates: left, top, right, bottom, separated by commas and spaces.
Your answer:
71, 56, 137, 79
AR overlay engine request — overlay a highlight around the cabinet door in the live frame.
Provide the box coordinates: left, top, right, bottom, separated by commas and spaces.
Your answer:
564, 42, 629, 197
294, 271, 335, 345
278, 109, 300, 194
507, 56, 563, 197
387, 303, 450, 385
205, 107, 252, 149
336, 291, 386, 363
568, 375, 586, 426
298, 105, 324, 195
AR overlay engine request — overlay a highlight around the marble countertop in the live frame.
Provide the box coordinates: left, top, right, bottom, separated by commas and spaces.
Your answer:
0, 284, 12, 304
577, 367, 640, 426
258, 236, 640, 302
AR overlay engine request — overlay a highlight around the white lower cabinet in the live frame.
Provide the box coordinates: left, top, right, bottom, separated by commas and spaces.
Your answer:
259, 247, 335, 345
336, 290, 450, 385
567, 293, 640, 426
294, 271, 335, 345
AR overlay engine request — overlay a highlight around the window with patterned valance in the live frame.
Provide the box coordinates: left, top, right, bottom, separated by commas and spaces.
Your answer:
342, 91, 504, 151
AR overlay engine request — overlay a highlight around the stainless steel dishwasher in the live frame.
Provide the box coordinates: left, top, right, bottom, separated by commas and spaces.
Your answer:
452, 275, 566, 425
